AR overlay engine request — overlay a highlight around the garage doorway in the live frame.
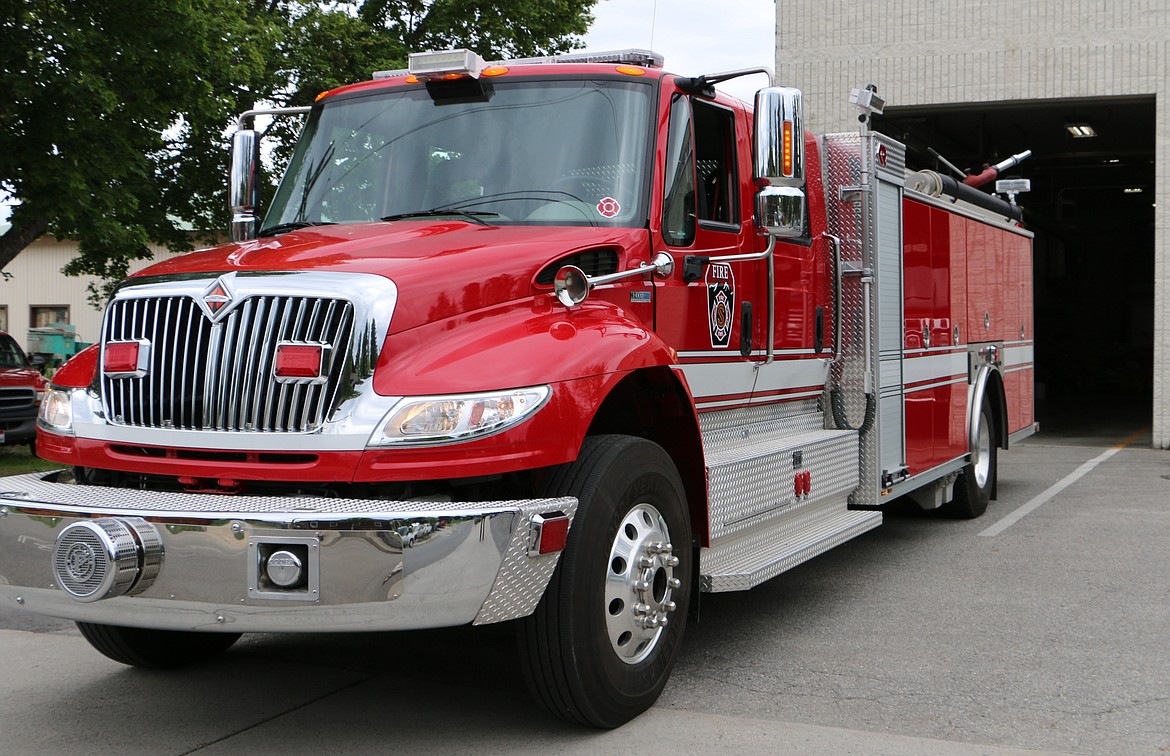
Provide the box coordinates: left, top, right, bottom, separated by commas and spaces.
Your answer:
874, 96, 1156, 436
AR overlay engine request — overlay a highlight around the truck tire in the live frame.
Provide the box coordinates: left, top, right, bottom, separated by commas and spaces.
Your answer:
945, 400, 997, 519
76, 622, 241, 669
519, 435, 691, 728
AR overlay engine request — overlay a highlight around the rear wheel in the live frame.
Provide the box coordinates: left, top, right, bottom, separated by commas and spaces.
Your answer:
76, 622, 240, 669
519, 435, 692, 728
944, 399, 997, 518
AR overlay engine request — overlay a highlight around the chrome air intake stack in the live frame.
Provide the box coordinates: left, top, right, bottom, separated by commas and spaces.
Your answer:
52, 518, 164, 602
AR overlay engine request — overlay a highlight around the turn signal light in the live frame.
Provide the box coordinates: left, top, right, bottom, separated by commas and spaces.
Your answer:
782, 120, 795, 178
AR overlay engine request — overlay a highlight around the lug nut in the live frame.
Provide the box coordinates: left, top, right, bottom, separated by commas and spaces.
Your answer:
664, 601, 677, 613
667, 577, 682, 589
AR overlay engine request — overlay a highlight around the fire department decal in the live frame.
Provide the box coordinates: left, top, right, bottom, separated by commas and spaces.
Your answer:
596, 196, 621, 218
706, 262, 734, 348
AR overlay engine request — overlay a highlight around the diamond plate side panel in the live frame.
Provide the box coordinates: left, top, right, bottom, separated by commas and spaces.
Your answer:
707, 429, 859, 542
822, 133, 880, 505
699, 399, 825, 458
474, 498, 578, 625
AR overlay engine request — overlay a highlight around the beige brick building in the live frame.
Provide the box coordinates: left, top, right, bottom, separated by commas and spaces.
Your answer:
777, 1, 1170, 447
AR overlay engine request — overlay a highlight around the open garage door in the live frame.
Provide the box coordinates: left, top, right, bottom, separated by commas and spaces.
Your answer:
874, 97, 1156, 436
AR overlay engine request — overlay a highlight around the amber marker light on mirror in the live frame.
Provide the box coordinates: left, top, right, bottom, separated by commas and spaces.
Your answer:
782, 120, 795, 178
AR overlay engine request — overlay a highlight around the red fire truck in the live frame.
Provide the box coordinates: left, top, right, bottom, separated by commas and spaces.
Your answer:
0, 49, 1035, 728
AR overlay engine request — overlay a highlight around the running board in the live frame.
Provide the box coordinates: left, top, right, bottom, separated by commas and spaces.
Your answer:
700, 500, 882, 592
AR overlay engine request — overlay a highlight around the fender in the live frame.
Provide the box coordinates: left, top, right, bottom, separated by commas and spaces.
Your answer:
49, 344, 100, 389
373, 294, 678, 396
968, 361, 1008, 453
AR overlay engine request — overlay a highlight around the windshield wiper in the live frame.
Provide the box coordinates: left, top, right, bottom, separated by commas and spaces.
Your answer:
380, 209, 498, 226
258, 221, 336, 238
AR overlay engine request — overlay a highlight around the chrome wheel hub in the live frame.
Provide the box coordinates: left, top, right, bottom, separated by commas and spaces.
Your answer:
605, 503, 681, 664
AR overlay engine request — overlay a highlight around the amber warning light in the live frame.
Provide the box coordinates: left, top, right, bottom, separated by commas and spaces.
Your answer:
782, 120, 795, 178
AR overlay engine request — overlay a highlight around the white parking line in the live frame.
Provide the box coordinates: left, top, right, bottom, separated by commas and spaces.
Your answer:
978, 430, 1145, 537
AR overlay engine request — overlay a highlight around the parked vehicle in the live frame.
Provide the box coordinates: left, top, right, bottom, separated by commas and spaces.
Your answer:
1, 48, 1034, 728
0, 332, 46, 453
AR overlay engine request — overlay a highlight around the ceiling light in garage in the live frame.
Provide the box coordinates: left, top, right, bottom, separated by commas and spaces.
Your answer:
1066, 122, 1097, 137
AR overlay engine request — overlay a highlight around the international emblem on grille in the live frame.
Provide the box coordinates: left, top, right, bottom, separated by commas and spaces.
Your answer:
198, 273, 237, 322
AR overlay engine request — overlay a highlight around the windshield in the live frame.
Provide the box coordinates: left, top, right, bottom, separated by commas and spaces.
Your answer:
0, 335, 28, 369
263, 79, 653, 232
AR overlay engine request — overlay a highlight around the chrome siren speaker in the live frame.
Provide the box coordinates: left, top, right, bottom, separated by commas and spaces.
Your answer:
52, 518, 164, 602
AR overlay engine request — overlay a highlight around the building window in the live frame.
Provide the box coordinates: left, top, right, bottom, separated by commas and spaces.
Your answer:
0, 305, 7, 332
31, 305, 69, 328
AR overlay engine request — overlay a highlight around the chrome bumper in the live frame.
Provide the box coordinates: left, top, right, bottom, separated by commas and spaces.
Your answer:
0, 472, 575, 632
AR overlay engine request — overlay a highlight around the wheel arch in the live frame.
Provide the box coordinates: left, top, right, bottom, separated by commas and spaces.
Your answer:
969, 363, 1007, 500
972, 364, 1009, 451
586, 366, 708, 545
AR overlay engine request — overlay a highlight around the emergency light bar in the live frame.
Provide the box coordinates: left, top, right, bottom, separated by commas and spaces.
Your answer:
509, 49, 663, 68
407, 49, 486, 80
374, 48, 663, 80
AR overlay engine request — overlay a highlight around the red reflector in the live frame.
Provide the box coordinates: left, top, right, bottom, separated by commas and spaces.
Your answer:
104, 341, 140, 373
802, 471, 812, 494
275, 344, 323, 378
537, 515, 570, 555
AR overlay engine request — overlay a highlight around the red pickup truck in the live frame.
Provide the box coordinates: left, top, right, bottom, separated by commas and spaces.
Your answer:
0, 332, 46, 453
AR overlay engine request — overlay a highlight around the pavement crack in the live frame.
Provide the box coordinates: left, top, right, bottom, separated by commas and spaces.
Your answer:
178, 673, 375, 754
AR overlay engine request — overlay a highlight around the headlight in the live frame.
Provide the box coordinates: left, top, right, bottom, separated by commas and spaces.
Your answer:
369, 386, 550, 446
38, 389, 75, 433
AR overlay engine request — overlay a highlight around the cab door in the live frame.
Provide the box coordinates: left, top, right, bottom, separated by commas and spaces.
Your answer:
653, 92, 767, 411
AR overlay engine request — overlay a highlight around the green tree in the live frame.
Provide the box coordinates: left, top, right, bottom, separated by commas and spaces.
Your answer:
0, 0, 283, 287
0, 0, 597, 297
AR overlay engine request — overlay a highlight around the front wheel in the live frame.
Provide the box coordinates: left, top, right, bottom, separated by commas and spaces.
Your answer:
518, 435, 692, 728
76, 622, 241, 669
944, 399, 997, 519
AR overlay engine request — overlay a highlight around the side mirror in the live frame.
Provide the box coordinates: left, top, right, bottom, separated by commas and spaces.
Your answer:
229, 129, 260, 242
753, 87, 806, 238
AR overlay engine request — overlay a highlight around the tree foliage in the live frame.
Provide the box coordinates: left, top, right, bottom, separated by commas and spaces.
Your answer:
0, 0, 597, 302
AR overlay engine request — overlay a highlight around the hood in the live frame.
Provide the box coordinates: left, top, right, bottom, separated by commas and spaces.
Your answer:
137, 221, 650, 332
0, 366, 46, 388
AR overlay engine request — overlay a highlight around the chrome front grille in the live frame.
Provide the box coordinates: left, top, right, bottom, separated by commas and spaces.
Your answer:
0, 388, 35, 411
102, 294, 356, 432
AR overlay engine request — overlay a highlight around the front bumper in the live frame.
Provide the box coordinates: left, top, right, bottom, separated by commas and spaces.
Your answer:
0, 415, 37, 444
0, 471, 575, 633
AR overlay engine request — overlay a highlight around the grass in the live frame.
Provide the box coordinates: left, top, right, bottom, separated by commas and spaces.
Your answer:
0, 443, 62, 476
